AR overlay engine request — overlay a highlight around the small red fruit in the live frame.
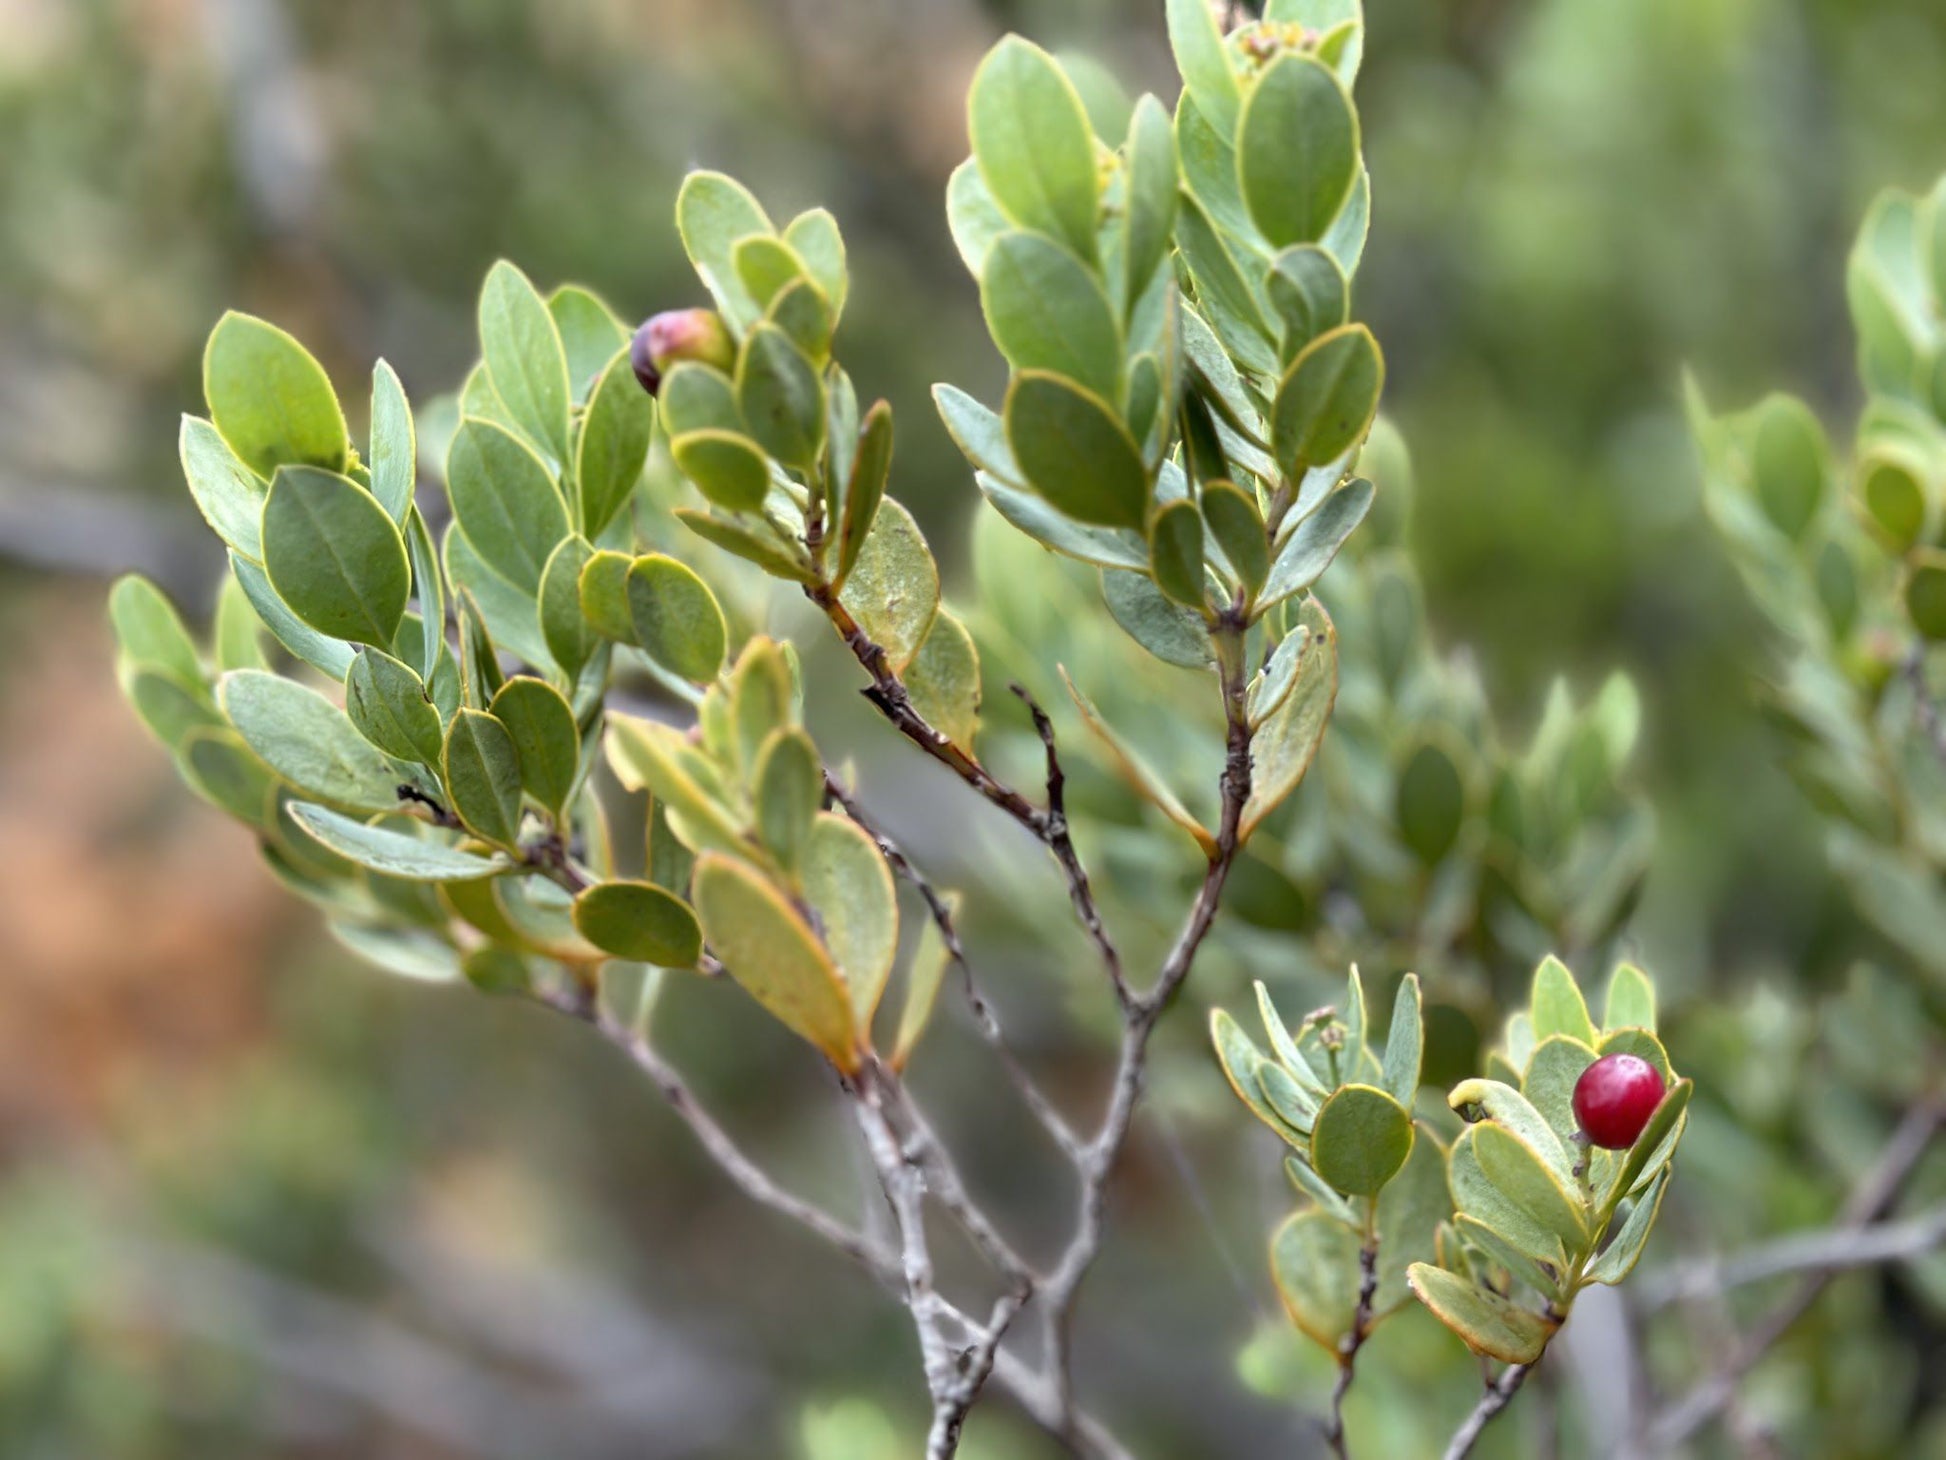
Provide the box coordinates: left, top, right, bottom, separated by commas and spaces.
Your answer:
1571, 1053, 1665, 1150
630, 308, 735, 395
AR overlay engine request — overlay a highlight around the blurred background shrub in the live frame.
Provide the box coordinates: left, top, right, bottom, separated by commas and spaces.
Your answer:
2, 0, 1944, 1455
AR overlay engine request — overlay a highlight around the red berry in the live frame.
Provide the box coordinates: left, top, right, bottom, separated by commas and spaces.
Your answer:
1571, 1053, 1665, 1150
630, 308, 735, 396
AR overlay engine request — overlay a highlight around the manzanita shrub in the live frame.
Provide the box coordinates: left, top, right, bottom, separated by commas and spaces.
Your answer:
107, 3, 1708, 1455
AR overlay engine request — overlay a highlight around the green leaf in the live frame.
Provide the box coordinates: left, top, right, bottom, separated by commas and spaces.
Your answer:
490, 676, 581, 817
1530, 955, 1597, 1048
1374, 1123, 1452, 1313
975, 473, 1149, 570
1007, 371, 1151, 530
1271, 1210, 1362, 1352
1237, 54, 1360, 249
446, 417, 571, 595
1255, 982, 1324, 1090
891, 894, 955, 1070
693, 852, 861, 1071
1521, 1036, 1599, 1152
1211, 1009, 1306, 1144
202, 311, 348, 477
675, 508, 817, 583
1751, 393, 1826, 541
288, 803, 501, 881
1261, 477, 1374, 608
577, 549, 638, 644
110, 574, 204, 688
1310, 1084, 1413, 1196
804, 811, 899, 1027
1448, 1125, 1567, 1267
1243, 598, 1338, 837
1454, 1214, 1565, 1305
839, 499, 939, 673
767, 279, 836, 363
442, 708, 525, 847
548, 284, 629, 403
946, 158, 1012, 277
1860, 452, 1929, 550
1610, 1078, 1691, 1201
981, 231, 1124, 402
1271, 324, 1383, 478
1148, 498, 1207, 607
178, 727, 276, 822
445, 538, 536, 679
479, 260, 572, 465
1267, 245, 1350, 362
784, 208, 849, 319
1906, 550, 1946, 640
1063, 668, 1214, 849
122, 665, 220, 748
677, 171, 775, 329
219, 670, 402, 813
405, 509, 446, 679
1201, 480, 1269, 595
672, 430, 771, 512
1176, 198, 1279, 376
1471, 1123, 1587, 1249
734, 234, 811, 313
1587, 1169, 1670, 1285
213, 580, 270, 677
180, 415, 268, 559
1342, 964, 1370, 1073
1406, 1263, 1557, 1364
1123, 95, 1180, 312
1396, 738, 1464, 864
577, 348, 653, 536
1165, 0, 1240, 137
1447, 1078, 1575, 1181
1101, 566, 1212, 668
753, 727, 822, 870
261, 466, 411, 647
1247, 623, 1310, 728
627, 554, 727, 683
905, 610, 982, 749
660, 361, 742, 437
1285, 1154, 1358, 1225
607, 717, 747, 856
572, 880, 703, 968
230, 550, 355, 679
368, 360, 415, 522
538, 536, 598, 680
1605, 965, 1661, 1037
836, 400, 894, 588
736, 323, 825, 469
1260, 1060, 1321, 1132
345, 647, 444, 766
1381, 973, 1422, 1108
968, 37, 1100, 263
462, 946, 534, 996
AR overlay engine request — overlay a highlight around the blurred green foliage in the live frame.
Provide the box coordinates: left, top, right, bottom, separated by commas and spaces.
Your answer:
5, 0, 1946, 1456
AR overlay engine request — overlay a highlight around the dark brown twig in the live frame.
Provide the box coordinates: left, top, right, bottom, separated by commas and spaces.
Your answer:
1324, 1235, 1380, 1459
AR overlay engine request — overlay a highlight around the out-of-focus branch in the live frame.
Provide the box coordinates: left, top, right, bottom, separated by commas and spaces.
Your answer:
1443, 1363, 1536, 1460
1644, 1094, 1946, 1453
1639, 1203, 1946, 1311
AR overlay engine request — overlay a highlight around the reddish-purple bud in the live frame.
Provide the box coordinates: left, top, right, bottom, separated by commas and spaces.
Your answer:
1571, 1053, 1666, 1150
630, 309, 735, 396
